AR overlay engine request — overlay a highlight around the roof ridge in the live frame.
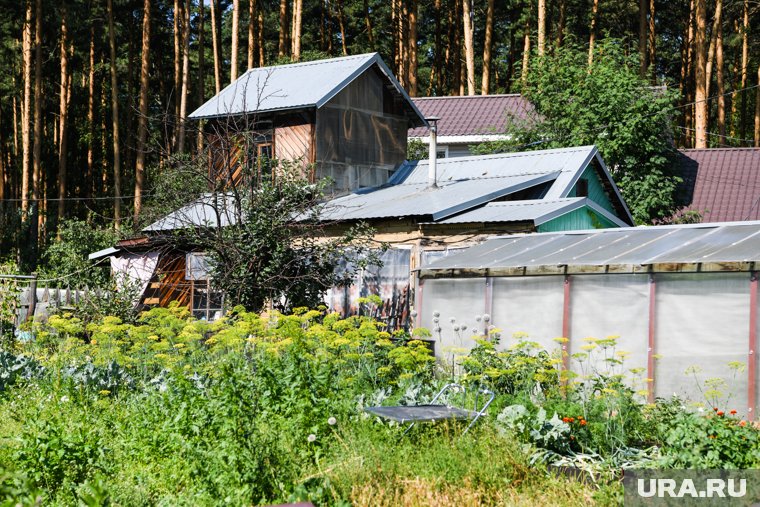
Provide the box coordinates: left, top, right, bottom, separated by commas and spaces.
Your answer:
411, 145, 594, 164
412, 94, 524, 100
680, 147, 760, 152
239, 53, 376, 76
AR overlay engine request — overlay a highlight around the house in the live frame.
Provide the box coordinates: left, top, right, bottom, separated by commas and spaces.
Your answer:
416, 220, 760, 415
91, 54, 634, 324
676, 148, 760, 222
408, 95, 535, 158
319, 144, 634, 321
190, 52, 427, 193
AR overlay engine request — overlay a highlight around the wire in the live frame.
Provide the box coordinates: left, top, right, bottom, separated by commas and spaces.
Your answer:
675, 125, 757, 145
0, 193, 157, 203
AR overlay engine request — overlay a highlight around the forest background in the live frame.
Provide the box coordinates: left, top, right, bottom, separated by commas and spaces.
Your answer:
0, 0, 759, 270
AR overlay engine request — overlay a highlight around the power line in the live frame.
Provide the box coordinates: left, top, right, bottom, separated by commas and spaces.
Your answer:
0, 193, 157, 203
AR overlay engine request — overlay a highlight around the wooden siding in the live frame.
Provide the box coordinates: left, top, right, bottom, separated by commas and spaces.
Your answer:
141, 253, 192, 309
274, 122, 314, 175
567, 164, 617, 215
537, 207, 617, 232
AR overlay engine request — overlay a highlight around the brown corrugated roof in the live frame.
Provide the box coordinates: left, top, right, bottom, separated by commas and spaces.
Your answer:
678, 148, 760, 222
408, 94, 535, 137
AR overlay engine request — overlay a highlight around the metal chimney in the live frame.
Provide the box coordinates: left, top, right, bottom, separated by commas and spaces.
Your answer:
426, 116, 440, 188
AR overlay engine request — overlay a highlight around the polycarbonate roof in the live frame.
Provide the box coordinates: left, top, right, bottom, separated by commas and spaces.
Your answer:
188, 53, 426, 126
420, 221, 760, 274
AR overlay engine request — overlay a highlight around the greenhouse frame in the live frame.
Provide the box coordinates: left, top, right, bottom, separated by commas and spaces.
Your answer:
416, 221, 760, 418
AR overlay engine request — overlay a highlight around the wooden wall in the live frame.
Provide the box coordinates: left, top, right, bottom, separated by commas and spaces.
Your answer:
141, 253, 192, 309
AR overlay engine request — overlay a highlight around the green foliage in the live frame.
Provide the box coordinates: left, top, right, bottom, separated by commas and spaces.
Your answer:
38, 219, 119, 289
475, 40, 681, 224
406, 138, 428, 161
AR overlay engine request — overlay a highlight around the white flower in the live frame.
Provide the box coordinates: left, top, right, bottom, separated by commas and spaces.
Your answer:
307, 433, 317, 443
410, 310, 418, 318
60, 396, 69, 403
483, 314, 491, 323
433, 311, 441, 318
461, 324, 467, 331
328, 417, 337, 426
453, 325, 460, 332
449, 317, 456, 324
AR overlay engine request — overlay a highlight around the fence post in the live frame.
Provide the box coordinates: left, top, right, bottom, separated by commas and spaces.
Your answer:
27, 272, 37, 321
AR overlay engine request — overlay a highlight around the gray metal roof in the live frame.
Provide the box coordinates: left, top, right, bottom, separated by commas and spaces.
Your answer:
434, 197, 628, 227
321, 172, 560, 221
188, 53, 426, 126
324, 145, 633, 224
419, 221, 760, 277
143, 194, 241, 232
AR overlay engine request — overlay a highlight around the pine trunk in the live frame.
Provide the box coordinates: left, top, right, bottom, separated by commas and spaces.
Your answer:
107, 0, 122, 229
755, 65, 759, 146
740, 0, 748, 142
177, 0, 191, 154
588, 0, 599, 67
278, 0, 287, 58
31, 0, 42, 247
292, 0, 303, 61
134, 0, 151, 224
248, 0, 255, 68
521, 7, 531, 89
364, 0, 374, 51
210, 0, 221, 94
705, 0, 722, 99
694, 0, 707, 148
86, 25, 95, 203
174, 0, 181, 128
21, 0, 32, 214
481, 0, 494, 94
57, 1, 71, 228
337, 0, 347, 56
231, 0, 240, 81
537, 0, 545, 57
639, 0, 647, 77
408, 0, 417, 96
462, 0, 475, 95
197, 0, 205, 150
716, 14, 725, 144
648, 0, 656, 83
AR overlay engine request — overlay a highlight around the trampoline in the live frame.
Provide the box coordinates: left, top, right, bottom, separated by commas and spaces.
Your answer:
364, 383, 495, 434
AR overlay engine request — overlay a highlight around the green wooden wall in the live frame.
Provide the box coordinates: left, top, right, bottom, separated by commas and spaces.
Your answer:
537, 207, 618, 232
566, 164, 616, 215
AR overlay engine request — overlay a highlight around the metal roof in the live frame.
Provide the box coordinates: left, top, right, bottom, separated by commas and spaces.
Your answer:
389, 145, 596, 186
143, 194, 241, 232
321, 172, 560, 221
408, 94, 536, 138
676, 148, 760, 222
419, 221, 760, 277
323, 145, 632, 225
433, 197, 628, 228
188, 53, 426, 126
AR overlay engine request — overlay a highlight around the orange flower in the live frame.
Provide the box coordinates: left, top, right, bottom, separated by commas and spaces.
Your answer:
580, 420, 587, 426
713, 407, 719, 412
730, 410, 737, 415
739, 421, 747, 427
717, 411, 724, 417
708, 435, 716, 439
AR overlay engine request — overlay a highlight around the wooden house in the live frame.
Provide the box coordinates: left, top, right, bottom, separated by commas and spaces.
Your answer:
190, 53, 427, 193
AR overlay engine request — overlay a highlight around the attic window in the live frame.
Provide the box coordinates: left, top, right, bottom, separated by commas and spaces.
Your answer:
576, 179, 589, 198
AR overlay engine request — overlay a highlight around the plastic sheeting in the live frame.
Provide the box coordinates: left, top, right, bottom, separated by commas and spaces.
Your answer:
325, 248, 411, 328
419, 271, 757, 413
491, 276, 565, 352
654, 273, 749, 414
110, 252, 159, 298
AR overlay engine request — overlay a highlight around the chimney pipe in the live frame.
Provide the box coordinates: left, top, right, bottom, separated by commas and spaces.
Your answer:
426, 116, 440, 188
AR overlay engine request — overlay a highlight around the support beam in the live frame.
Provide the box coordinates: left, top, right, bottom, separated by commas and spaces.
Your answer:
562, 274, 571, 371
647, 273, 656, 403
415, 278, 424, 328
749, 271, 757, 419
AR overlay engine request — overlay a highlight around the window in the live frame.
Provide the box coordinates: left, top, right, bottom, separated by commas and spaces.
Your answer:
186, 253, 224, 320
576, 179, 589, 198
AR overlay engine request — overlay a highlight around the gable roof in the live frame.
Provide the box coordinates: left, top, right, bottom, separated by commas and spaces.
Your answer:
419, 220, 760, 278
188, 53, 426, 126
408, 94, 535, 139
321, 146, 634, 225
433, 197, 628, 227
677, 148, 760, 222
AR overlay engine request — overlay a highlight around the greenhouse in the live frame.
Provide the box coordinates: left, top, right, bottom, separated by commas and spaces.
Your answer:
416, 221, 760, 418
